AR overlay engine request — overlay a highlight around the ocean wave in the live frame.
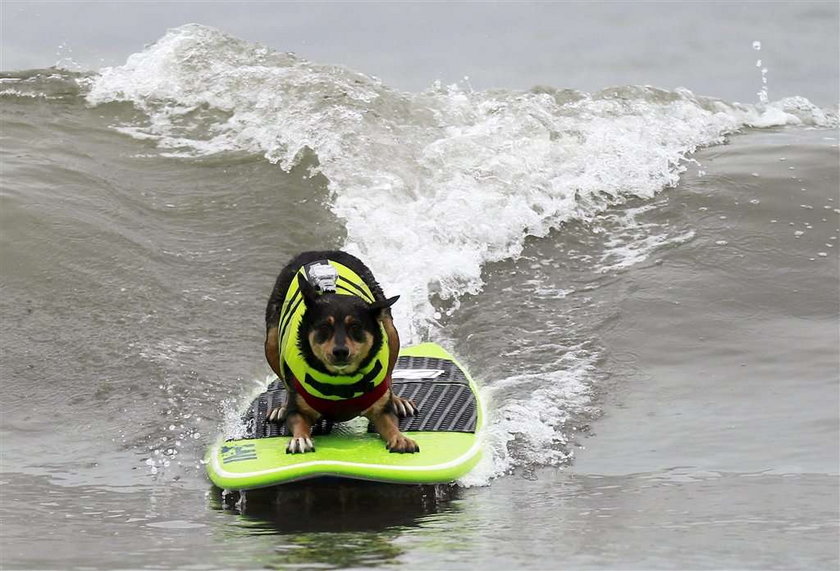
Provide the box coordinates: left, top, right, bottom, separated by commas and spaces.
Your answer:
77, 24, 838, 483
0, 68, 94, 100
83, 25, 837, 342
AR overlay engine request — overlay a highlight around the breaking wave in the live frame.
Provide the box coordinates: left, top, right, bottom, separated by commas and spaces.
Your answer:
68, 24, 836, 483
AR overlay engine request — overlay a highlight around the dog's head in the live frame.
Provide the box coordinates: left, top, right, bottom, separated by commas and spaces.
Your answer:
296, 273, 398, 376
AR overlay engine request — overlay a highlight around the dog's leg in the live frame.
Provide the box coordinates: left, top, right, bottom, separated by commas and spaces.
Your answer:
264, 325, 290, 422
368, 410, 420, 453
365, 394, 419, 453
381, 314, 417, 418
389, 394, 417, 418
282, 394, 318, 454
267, 381, 293, 424
264, 325, 282, 378
285, 411, 316, 454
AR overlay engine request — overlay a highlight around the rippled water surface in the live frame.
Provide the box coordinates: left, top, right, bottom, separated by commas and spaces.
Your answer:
1, 15, 838, 571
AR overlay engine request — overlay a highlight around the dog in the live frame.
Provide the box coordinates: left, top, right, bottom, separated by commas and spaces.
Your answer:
263, 251, 419, 454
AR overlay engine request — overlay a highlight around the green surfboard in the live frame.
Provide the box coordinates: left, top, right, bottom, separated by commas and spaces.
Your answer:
206, 343, 483, 489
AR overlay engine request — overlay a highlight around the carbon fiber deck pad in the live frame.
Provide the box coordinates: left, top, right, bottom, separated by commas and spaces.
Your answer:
242, 379, 334, 439
241, 355, 477, 439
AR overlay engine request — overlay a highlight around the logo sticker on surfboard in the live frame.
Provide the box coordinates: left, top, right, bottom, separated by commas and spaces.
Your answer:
220, 443, 257, 464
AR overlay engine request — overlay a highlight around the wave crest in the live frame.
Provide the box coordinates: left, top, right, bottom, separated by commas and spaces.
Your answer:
86, 25, 837, 341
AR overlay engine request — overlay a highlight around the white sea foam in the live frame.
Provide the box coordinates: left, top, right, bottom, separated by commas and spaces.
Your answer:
596, 201, 696, 273
85, 24, 838, 483
458, 345, 600, 485
86, 25, 837, 341
220, 376, 273, 441
0, 89, 42, 98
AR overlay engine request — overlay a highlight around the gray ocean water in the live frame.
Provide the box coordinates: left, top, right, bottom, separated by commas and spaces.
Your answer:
1, 7, 839, 571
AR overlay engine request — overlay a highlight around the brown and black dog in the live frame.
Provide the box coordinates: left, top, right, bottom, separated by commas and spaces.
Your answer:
264, 251, 419, 454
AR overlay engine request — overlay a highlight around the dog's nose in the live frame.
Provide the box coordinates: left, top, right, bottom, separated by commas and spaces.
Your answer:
332, 346, 349, 361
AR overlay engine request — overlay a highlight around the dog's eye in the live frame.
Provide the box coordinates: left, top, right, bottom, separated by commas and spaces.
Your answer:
347, 323, 366, 343
314, 324, 332, 343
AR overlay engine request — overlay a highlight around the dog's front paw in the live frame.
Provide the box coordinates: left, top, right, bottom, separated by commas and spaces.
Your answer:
286, 437, 315, 454
267, 406, 286, 423
386, 434, 420, 454
390, 394, 418, 418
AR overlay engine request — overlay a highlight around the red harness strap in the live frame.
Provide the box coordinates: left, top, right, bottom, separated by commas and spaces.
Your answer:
291, 374, 391, 422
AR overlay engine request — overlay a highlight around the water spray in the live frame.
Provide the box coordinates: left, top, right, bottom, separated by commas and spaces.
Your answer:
752, 40, 769, 106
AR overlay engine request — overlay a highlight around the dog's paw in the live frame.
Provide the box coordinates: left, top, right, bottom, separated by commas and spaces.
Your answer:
386, 434, 420, 454
267, 406, 286, 423
390, 395, 418, 418
286, 437, 315, 454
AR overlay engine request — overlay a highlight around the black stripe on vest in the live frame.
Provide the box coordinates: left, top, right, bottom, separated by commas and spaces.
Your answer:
304, 360, 384, 399
334, 284, 361, 298
336, 275, 374, 304
278, 293, 303, 347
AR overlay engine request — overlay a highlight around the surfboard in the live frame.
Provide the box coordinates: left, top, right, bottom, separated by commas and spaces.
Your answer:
206, 343, 483, 489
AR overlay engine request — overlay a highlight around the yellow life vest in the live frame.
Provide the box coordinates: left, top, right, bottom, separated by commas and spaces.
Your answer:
277, 259, 390, 414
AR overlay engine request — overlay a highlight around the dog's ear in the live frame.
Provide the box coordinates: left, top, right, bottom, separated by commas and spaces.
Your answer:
368, 295, 399, 317
297, 273, 319, 308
